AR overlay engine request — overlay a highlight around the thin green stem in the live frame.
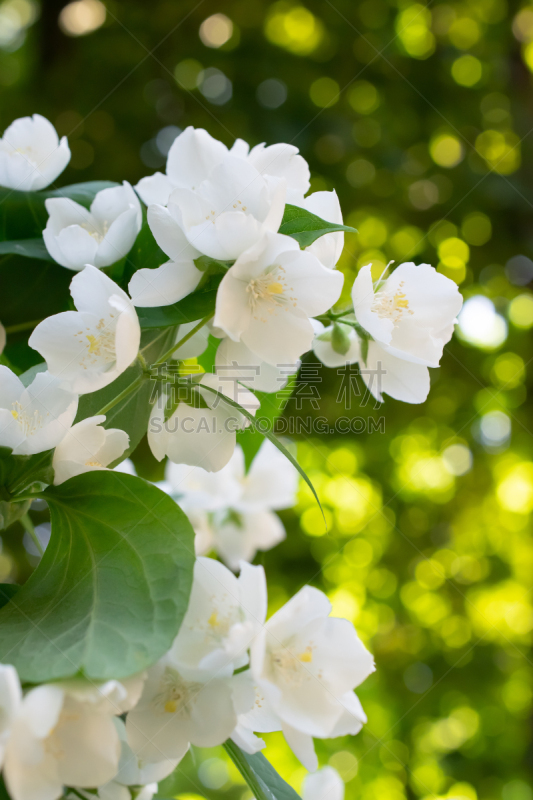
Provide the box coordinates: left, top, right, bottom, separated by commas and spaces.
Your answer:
10, 493, 43, 504
95, 373, 146, 416
20, 513, 43, 556
154, 313, 214, 366
5, 318, 44, 335
223, 740, 268, 800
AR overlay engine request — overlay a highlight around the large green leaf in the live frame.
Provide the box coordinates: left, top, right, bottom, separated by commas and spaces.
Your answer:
0, 471, 195, 682
0, 181, 118, 241
279, 204, 357, 248
75, 327, 174, 458
223, 740, 301, 800
137, 276, 221, 329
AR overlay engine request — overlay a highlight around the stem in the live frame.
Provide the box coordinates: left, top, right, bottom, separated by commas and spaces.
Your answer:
20, 513, 43, 556
154, 313, 214, 366
223, 740, 268, 800
95, 373, 146, 416
5, 318, 44, 334
10, 493, 43, 503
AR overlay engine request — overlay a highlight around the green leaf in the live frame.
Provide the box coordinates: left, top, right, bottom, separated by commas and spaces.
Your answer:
199, 380, 326, 528
76, 327, 174, 458
0, 256, 72, 329
0, 471, 195, 682
224, 740, 301, 800
0, 774, 11, 800
0, 238, 53, 260
279, 203, 357, 248
137, 275, 222, 329
0, 181, 118, 241
0, 584, 18, 610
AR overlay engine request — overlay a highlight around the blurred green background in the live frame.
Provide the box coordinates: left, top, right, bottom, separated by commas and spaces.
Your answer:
1, 0, 533, 798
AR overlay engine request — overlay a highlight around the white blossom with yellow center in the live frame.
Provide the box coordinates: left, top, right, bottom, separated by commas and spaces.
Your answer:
126, 654, 241, 764
29, 266, 140, 395
43, 182, 141, 272
214, 231, 343, 366
52, 415, 129, 485
170, 558, 267, 680
352, 262, 463, 367
0, 368, 78, 456
249, 585, 375, 771
3, 677, 143, 800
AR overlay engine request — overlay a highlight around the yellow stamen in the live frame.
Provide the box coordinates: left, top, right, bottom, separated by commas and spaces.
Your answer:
10, 410, 18, 419
86, 334, 100, 354
208, 611, 219, 627
393, 291, 410, 309
298, 650, 313, 663
164, 700, 177, 713
268, 282, 284, 295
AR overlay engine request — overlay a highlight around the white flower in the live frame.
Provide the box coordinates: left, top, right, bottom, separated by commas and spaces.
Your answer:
303, 767, 345, 800
296, 190, 344, 269
0, 368, 78, 456
0, 114, 70, 192
0, 664, 21, 769
160, 157, 286, 262
126, 654, 241, 763
215, 336, 298, 393
249, 586, 375, 771
214, 232, 343, 365
52, 415, 129, 485
3, 677, 143, 800
29, 266, 141, 395
147, 373, 259, 472
43, 182, 142, 272
352, 263, 463, 367
135, 126, 309, 207
170, 558, 267, 680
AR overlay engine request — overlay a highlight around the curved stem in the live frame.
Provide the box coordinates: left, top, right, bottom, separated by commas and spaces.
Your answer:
95, 373, 146, 416
5, 318, 44, 335
20, 513, 43, 556
154, 313, 214, 366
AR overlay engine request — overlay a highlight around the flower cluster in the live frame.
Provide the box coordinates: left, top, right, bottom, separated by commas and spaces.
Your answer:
0, 114, 464, 798
0, 116, 463, 475
0, 558, 373, 799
